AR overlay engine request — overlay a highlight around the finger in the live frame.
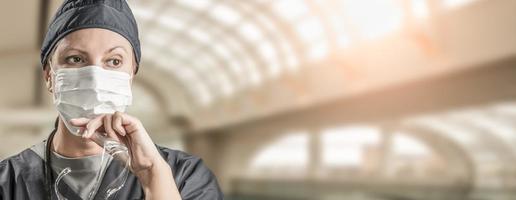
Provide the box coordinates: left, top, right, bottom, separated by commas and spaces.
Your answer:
70, 118, 90, 135
103, 114, 117, 138
116, 111, 134, 126
84, 115, 105, 139
69, 118, 90, 127
117, 112, 141, 134
113, 111, 127, 136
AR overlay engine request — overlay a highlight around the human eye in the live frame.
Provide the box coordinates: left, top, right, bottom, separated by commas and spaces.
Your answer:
65, 55, 85, 65
106, 58, 123, 68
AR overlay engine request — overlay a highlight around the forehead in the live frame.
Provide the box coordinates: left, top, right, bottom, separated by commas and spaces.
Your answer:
55, 28, 132, 53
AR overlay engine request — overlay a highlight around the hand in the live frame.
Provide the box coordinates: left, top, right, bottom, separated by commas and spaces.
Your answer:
70, 112, 182, 199
70, 112, 162, 174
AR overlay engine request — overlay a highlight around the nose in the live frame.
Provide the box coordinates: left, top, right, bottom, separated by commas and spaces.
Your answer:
89, 57, 106, 69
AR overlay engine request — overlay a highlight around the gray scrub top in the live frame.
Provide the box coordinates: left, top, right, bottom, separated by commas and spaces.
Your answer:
1, 139, 223, 200
30, 141, 112, 200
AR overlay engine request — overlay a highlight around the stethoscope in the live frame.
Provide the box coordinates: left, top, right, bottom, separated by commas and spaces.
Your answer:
44, 119, 58, 200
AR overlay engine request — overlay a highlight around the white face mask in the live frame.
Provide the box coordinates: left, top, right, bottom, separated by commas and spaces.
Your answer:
52, 65, 133, 136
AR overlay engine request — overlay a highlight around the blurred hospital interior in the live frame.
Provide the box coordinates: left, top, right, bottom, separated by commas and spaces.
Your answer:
1, 0, 516, 199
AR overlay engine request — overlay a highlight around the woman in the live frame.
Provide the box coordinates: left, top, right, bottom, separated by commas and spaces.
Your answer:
0, 0, 223, 199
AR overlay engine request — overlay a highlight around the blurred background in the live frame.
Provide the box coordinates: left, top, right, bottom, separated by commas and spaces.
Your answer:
1, 0, 516, 199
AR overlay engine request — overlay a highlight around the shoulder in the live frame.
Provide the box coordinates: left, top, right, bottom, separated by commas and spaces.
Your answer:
156, 146, 203, 167
0, 147, 44, 183
155, 145, 224, 199
156, 145, 212, 179
1, 147, 42, 171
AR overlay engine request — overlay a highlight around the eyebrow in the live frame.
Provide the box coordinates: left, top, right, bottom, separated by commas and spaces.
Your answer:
106, 46, 128, 54
59, 46, 128, 56
61, 46, 88, 55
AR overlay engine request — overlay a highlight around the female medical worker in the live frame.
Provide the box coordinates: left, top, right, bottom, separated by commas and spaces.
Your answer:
0, 0, 223, 199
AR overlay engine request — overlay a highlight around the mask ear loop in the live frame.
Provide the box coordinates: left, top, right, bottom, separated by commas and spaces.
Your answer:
103, 139, 131, 199
55, 167, 71, 200
90, 133, 131, 200
54, 133, 131, 200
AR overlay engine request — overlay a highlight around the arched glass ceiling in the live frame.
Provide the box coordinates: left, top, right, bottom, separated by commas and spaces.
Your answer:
243, 101, 516, 190
403, 101, 516, 189
247, 124, 451, 182
250, 131, 309, 173
321, 126, 381, 168
129, 0, 478, 107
